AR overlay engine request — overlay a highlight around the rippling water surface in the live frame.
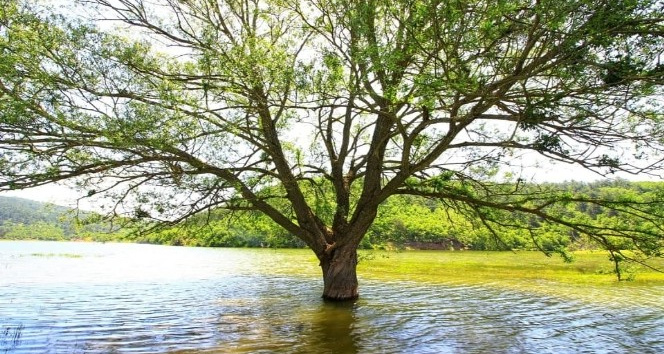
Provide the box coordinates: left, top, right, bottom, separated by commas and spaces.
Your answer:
1, 241, 663, 353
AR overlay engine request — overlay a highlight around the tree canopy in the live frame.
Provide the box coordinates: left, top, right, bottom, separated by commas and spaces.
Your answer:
1, 0, 664, 299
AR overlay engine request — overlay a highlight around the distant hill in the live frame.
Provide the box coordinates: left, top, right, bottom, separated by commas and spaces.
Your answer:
0, 196, 72, 225
0, 196, 123, 241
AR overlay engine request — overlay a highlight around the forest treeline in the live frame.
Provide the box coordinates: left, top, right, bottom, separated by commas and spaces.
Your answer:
139, 180, 663, 253
2, 180, 663, 252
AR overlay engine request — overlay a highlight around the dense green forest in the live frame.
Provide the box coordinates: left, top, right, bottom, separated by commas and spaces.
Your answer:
0, 196, 122, 241
135, 180, 664, 255
2, 180, 663, 257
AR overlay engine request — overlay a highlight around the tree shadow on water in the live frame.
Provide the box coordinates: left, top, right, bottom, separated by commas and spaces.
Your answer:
302, 300, 360, 354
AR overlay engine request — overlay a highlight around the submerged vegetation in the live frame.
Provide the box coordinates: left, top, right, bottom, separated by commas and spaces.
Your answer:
25, 252, 83, 258
358, 250, 664, 286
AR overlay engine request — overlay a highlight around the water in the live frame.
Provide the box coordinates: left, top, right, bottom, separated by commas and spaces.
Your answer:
1, 241, 663, 353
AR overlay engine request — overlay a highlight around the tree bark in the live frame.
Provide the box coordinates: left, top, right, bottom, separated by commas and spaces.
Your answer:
320, 245, 359, 301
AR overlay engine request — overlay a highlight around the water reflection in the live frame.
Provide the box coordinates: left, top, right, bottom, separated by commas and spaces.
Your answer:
1, 241, 663, 353
305, 301, 359, 354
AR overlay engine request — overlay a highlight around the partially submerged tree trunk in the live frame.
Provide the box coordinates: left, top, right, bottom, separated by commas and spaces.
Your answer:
319, 244, 359, 301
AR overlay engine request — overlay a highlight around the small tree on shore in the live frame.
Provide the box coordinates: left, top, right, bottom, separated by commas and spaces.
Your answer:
1, 0, 664, 300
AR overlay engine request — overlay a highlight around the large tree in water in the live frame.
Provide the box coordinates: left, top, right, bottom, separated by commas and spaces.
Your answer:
1, 0, 664, 300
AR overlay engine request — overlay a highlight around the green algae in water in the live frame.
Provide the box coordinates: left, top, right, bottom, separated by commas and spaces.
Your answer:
26, 252, 83, 258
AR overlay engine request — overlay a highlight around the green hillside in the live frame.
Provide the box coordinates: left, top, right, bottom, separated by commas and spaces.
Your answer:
0, 196, 120, 241
0, 196, 71, 224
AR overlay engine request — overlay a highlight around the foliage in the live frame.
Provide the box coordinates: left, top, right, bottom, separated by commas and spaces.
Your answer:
1, 220, 65, 240
147, 181, 664, 254
136, 209, 305, 248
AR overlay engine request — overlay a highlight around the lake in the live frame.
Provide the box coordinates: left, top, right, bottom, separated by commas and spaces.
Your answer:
1, 241, 663, 353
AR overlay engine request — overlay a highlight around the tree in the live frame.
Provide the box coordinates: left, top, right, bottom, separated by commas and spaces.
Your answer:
1, 0, 664, 300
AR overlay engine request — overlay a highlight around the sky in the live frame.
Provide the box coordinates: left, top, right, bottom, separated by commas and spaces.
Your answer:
1, 184, 86, 208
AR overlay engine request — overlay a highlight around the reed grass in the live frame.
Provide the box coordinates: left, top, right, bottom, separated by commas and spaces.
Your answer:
25, 252, 83, 258
356, 250, 664, 308
358, 250, 664, 285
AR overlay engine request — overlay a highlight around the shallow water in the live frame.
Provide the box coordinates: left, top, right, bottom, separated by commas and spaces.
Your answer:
1, 241, 662, 353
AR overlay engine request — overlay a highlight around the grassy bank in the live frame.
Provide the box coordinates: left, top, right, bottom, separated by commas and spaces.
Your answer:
358, 250, 664, 285
355, 250, 664, 308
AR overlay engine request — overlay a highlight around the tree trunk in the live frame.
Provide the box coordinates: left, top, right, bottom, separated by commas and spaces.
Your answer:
320, 245, 359, 301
